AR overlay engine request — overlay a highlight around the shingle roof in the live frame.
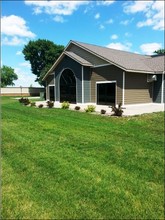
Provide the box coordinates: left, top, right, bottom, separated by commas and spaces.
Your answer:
64, 51, 93, 66
43, 40, 164, 80
72, 41, 165, 73
143, 55, 165, 72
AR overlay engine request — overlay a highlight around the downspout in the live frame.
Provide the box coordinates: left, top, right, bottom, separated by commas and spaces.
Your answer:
122, 71, 125, 106
161, 71, 164, 103
82, 66, 84, 103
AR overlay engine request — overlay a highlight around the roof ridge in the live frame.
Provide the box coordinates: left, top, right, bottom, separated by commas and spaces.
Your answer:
71, 40, 147, 57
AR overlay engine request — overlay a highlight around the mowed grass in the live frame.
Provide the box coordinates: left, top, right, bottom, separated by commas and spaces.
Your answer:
1, 97, 164, 219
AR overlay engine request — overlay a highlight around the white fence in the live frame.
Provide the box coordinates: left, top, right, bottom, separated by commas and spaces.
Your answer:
0, 87, 45, 97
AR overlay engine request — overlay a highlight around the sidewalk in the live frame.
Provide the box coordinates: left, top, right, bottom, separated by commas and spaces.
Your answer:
35, 101, 164, 116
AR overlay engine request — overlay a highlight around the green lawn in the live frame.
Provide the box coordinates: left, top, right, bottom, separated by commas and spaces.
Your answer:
1, 97, 164, 219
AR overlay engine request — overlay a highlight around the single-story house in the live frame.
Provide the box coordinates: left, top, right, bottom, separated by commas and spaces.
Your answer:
43, 40, 165, 106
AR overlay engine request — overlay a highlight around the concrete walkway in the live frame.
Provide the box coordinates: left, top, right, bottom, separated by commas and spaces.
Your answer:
36, 101, 164, 116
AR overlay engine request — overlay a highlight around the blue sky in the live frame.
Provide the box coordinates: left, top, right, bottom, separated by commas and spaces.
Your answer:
1, 0, 164, 87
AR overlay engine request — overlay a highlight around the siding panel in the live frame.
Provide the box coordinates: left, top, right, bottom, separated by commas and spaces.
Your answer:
84, 67, 91, 103
91, 65, 123, 104
125, 72, 152, 104
68, 44, 108, 66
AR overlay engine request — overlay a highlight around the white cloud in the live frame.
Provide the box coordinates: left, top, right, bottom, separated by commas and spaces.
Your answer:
1, 15, 36, 38
120, 18, 134, 26
111, 34, 118, 40
16, 51, 22, 55
25, 1, 89, 16
140, 42, 162, 55
53, 15, 65, 23
123, 1, 164, 30
106, 19, 114, 24
95, 13, 100, 19
106, 42, 132, 51
97, 1, 115, 6
19, 62, 31, 68
125, 32, 132, 37
99, 24, 105, 30
123, 1, 153, 14
2, 36, 27, 46
1, 15, 36, 46
14, 67, 40, 87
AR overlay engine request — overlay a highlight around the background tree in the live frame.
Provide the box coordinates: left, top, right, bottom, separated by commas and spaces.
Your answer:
1, 65, 18, 87
22, 39, 64, 86
154, 49, 165, 55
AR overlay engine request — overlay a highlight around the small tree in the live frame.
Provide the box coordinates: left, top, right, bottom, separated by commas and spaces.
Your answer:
1, 65, 18, 87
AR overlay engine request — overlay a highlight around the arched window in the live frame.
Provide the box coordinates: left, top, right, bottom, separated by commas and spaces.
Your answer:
60, 69, 76, 103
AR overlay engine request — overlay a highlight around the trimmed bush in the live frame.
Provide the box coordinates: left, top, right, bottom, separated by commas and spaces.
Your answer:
38, 104, 43, 108
47, 101, 54, 108
101, 109, 106, 114
18, 97, 30, 106
85, 105, 96, 113
75, 106, 80, 111
111, 103, 124, 117
30, 102, 36, 107
61, 101, 70, 109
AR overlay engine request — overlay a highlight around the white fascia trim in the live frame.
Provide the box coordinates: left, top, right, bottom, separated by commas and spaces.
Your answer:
82, 66, 84, 103
161, 72, 164, 103
96, 81, 116, 84
43, 52, 65, 80
126, 69, 154, 74
92, 63, 111, 68
122, 71, 125, 106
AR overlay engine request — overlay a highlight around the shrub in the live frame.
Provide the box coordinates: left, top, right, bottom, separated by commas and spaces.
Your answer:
18, 97, 24, 103
101, 109, 106, 114
47, 101, 54, 108
38, 104, 43, 108
75, 106, 80, 111
30, 102, 36, 107
18, 97, 30, 105
85, 105, 96, 113
111, 103, 124, 117
18, 97, 30, 106
61, 101, 70, 109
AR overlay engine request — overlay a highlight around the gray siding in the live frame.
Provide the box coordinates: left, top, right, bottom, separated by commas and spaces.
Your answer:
153, 74, 164, 103
125, 72, 153, 104
91, 65, 123, 104
55, 56, 82, 103
67, 44, 108, 66
84, 67, 91, 103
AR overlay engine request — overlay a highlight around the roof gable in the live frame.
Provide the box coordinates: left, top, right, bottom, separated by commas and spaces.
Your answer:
43, 40, 164, 80
69, 41, 158, 73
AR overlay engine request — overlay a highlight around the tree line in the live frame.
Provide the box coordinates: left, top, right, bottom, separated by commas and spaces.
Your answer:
1, 39, 164, 87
